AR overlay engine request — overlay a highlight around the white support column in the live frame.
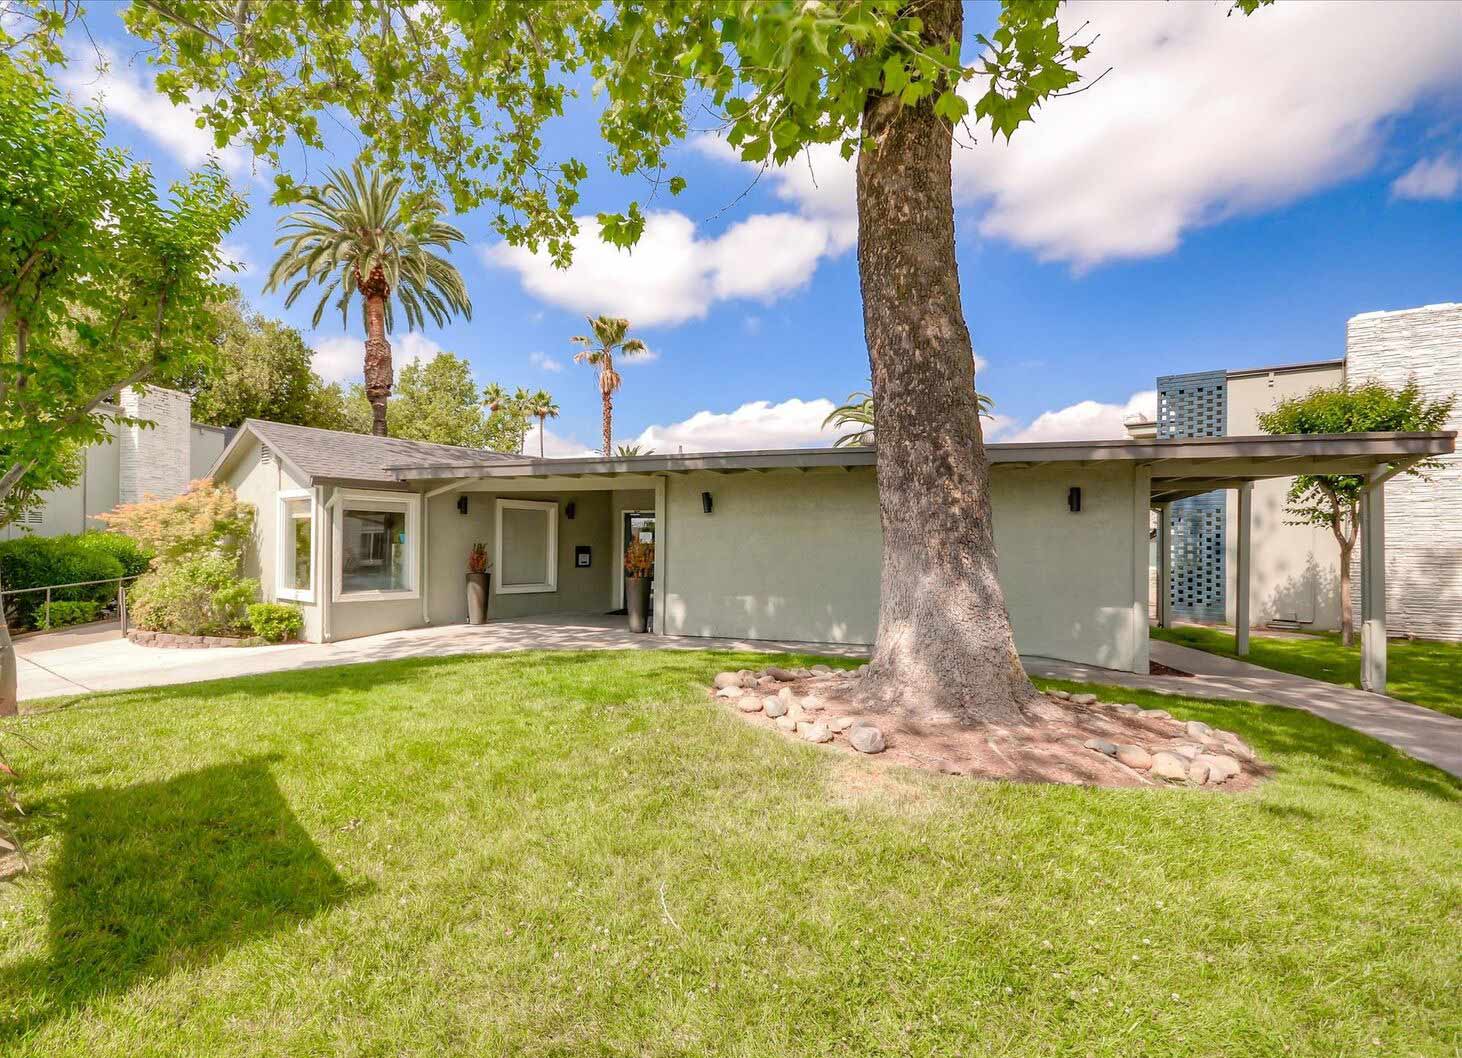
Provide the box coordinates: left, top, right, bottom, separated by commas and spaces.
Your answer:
652, 475, 667, 636
1131, 466, 1152, 674
1235, 481, 1252, 657
1361, 470, 1387, 693
1157, 503, 1172, 629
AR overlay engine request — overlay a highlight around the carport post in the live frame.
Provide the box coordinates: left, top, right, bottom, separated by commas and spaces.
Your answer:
1235, 482, 1252, 657
1157, 503, 1172, 629
1360, 470, 1387, 693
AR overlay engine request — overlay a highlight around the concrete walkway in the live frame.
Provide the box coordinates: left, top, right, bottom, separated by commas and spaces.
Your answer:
15, 616, 1459, 779
1027, 640, 1462, 779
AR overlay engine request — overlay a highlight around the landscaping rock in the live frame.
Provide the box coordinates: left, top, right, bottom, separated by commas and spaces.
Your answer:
829, 716, 856, 733
1047, 689, 1072, 700
1185, 720, 1213, 740
1187, 759, 1212, 786
715, 685, 745, 699
765, 666, 799, 682
763, 697, 788, 718
1171, 743, 1202, 760
737, 697, 764, 713
1140, 708, 1172, 720
1114, 704, 1143, 715
777, 686, 795, 704
757, 676, 779, 689
1115, 745, 1153, 770
1071, 693, 1099, 705
793, 668, 811, 679
849, 725, 886, 754
1219, 732, 1256, 761
1194, 753, 1241, 783
1150, 752, 1190, 781
801, 722, 833, 744
785, 702, 807, 725
800, 695, 824, 712
714, 672, 742, 689
811, 664, 833, 675
775, 715, 797, 732
1083, 738, 1119, 757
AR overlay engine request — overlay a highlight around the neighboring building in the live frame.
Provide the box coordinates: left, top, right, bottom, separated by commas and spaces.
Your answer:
209, 417, 1450, 688
1157, 301, 1462, 641
2, 387, 232, 540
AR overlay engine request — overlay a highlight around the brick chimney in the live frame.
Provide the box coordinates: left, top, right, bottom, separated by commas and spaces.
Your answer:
118, 386, 194, 504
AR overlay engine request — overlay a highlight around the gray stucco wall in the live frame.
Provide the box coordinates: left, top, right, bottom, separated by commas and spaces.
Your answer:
425, 488, 613, 625
660, 464, 1145, 670
1223, 362, 1345, 630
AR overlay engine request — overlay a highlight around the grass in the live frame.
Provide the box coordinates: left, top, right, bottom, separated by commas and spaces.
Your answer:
2, 650, 1458, 1057
1152, 624, 1462, 719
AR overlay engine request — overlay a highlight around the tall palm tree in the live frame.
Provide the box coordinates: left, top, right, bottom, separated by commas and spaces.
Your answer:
824, 384, 993, 447
267, 160, 472, 436
529, 389, 559, 458
571, 315, 645, 457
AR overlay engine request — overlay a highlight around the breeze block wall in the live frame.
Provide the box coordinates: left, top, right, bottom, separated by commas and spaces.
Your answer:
1346, 303, 1462, 642
119, 386, 195, 505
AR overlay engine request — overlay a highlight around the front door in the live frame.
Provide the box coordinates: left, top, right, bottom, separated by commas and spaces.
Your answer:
621, 511, 655, 618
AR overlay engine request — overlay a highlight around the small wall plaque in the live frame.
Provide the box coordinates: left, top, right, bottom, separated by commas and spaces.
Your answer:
575, 545, 592, 568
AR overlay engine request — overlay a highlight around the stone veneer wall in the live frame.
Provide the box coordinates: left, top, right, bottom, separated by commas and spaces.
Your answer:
1345, 303, 1462, 642
118, 386, 195, 505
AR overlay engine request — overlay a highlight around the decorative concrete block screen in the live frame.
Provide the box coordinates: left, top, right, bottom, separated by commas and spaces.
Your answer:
1157, 370, 1228, 623
1345, 303, 1462, 641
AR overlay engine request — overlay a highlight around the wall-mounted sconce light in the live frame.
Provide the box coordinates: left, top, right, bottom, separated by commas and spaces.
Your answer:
701, 491, 714, 514
456, 495, 469, 515
1067, 486, 1082, 513
566, 501, 576, 520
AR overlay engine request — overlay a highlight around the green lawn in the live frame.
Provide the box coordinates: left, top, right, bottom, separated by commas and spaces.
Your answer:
2, 651, 1458, 1056
1152, 624, 1462, 719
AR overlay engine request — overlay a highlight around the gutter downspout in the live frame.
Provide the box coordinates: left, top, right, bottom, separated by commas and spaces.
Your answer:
316, 484, 331, 644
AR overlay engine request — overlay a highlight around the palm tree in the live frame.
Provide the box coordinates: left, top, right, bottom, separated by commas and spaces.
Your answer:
510, 386, 534, 453
824, 385, 993, 448
571, 315, 646, 457
614, 443, 652, 457
529, 389, 559, 458
267, 160, 472, 436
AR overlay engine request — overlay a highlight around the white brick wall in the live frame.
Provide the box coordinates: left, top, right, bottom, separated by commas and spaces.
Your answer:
119, 386, 195, 505
1346, 303, 1462, 642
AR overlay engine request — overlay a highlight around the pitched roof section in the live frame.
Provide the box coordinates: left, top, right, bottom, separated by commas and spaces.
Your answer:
217, 419, 519, 486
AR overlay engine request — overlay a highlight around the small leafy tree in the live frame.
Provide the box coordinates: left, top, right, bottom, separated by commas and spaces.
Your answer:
0, 53, 243, 714
96, 479, 256, 567
1257, 380, 1454, 646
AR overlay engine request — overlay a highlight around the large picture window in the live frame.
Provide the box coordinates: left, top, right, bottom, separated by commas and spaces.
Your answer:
276, 490, 314, 602
332, 490, 419, 600
495, 498, 558, 594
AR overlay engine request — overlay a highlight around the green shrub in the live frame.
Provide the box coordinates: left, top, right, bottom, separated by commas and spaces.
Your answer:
247, 602, 303, 643
74, 532, 153, 577
128, 556, 259, 636
0, 535, 126, 630
38, 600, 101, 628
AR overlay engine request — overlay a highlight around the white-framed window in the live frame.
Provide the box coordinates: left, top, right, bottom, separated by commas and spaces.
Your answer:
276, 489, 316, 602
332, 489, 420, 601
495, 498, 558, 595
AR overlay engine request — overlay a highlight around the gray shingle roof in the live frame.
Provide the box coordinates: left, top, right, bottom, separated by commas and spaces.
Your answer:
240, 419, 519, 485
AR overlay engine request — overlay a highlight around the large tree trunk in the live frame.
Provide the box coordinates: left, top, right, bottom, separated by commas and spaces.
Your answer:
1337, 537, 1354, 647
0, 573, 17, 717
601, 389, 613, 457
361, 268, 393, 438
854, 0, 1036, 726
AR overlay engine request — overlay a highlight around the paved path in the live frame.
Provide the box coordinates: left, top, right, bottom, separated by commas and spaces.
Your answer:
1027, 640, 1462, 779
16, 617, 1459, 778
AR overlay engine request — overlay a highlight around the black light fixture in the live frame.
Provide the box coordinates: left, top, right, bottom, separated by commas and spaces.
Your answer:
456, 495, 469, 515
701, 491, 713, 514
565, 501, 576, 520
1067, 486, 1081, 513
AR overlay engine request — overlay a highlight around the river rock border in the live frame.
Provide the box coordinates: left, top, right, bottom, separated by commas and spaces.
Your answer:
127, 630, 270, 649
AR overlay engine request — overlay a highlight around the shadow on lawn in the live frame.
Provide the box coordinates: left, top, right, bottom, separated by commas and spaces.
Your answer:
1, 759, 358, 1041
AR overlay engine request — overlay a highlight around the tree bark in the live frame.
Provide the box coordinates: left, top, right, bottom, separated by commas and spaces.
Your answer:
360, 267, 393, 437
853, 0, 1036, 725
601, 387, 613, 458
1337, 537, 1354, 647
0, 573, 16, 717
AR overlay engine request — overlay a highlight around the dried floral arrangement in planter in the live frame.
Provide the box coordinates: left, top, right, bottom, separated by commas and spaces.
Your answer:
624, 539, 654, 578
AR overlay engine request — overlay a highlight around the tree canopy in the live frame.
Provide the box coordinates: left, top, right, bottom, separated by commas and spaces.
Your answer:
342, 352, 536, 452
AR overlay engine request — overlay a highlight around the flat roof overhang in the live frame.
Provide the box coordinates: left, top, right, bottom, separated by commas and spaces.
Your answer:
384, 431, 1456, 503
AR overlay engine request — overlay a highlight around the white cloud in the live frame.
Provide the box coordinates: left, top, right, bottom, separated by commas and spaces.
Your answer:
482, 209, 839, 327
994, 390, 1157, 444
529, 351, 564, 373
309, 331, 441, 383
1392, 154, 1461, 201
58, 47, 250, 176
216, 241, 256, 278
632, 397, 839, 453
691, 2, 1462, 271
523, 422, 599, 458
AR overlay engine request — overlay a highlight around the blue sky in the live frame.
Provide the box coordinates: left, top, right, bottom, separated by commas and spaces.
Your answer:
56, 1, 1462, 454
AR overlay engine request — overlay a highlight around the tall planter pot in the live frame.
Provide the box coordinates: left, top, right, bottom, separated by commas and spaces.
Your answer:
466, 572, 490, 625
626, 575, 651, 634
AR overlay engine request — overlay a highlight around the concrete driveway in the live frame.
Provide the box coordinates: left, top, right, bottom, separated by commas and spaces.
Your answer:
14, 616, 1459, 778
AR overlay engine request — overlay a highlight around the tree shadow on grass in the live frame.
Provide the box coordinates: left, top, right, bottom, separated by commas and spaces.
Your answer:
1, 759, 359, 1041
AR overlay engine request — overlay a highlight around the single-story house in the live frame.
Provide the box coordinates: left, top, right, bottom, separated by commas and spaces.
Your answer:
209, 419, 1455, 692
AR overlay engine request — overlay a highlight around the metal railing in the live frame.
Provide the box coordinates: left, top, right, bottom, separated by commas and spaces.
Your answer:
0, 574, 141, 632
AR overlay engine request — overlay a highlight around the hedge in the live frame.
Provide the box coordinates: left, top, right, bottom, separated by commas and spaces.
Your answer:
0, 534, 136, 630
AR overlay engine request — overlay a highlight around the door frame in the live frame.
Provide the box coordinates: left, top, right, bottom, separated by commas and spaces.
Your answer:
613, 508, 655, 609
